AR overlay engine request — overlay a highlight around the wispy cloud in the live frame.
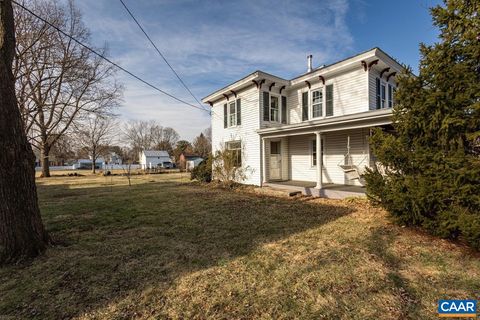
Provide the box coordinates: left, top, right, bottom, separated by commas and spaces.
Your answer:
77, 0, 354, 140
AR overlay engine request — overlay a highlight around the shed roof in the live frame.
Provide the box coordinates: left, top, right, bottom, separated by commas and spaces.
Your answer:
142, 150, 170, 157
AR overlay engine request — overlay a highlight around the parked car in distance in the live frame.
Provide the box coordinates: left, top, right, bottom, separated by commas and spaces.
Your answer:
160, 161, 173, 169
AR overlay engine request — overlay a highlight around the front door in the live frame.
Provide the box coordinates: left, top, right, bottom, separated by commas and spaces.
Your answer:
270, 141, 282, 180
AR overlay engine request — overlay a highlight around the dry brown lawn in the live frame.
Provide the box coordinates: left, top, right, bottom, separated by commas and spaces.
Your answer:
0, 173, 478, 319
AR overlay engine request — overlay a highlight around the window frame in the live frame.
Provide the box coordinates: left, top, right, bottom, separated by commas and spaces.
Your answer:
270, 95, 280, 122
310, 137, 325, 167
380, 82, 386, 109
388, 84, 394, 108
228, 100, 238, 127
226, 140, 242, 167
265, 92, 283, 123
311, 88, 323, 119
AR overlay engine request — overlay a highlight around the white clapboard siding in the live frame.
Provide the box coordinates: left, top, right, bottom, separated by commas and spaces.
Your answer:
287, 66, 369, 125
288, 129, 370, 185
322, 128, 370, 186
211, 85, 262, 185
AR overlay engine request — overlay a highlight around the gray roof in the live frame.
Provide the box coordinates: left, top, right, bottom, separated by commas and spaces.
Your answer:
142, 150, 170, 157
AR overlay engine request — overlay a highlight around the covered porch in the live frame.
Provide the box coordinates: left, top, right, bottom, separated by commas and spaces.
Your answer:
258, 110, 392, 199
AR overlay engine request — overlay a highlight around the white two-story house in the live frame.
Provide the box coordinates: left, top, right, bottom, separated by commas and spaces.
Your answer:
202, 47, 405, 198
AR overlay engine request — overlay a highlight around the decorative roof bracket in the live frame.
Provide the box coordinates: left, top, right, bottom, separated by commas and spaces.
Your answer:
380, 67, 390, 79
386, 72, 397, 81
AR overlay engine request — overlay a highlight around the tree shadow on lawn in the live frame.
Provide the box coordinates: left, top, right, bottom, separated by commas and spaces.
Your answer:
0, 181, 355, 319
366, 226, 421, 319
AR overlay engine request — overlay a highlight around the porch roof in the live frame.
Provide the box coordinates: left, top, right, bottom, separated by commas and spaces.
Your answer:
257, 108, 392, 138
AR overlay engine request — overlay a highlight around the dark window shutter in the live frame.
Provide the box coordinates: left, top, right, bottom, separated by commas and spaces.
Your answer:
375, 78, 381, 109
263, 92, 269, 121
281, 96, 287, 124
326, 84, 333, 116
236, 98, 241, 125
302, 92, 308, 121
223, 103, 227, 128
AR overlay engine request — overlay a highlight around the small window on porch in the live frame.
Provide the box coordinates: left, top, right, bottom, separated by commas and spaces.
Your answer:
311, 139, 324, 166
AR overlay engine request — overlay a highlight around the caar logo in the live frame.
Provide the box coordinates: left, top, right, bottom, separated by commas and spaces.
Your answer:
438, 300, 477, 318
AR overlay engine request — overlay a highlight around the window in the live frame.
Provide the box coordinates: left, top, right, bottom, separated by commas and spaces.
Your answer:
381, 82, 386, 108
312, 90, 323, 118
224, 99, 241, 128
229, 101, 237, 126
271, 141, 281, 154
270, 96, 279, 122
311, 139, 324, 166
388, 84, 394, 108
227, 141, 241, 167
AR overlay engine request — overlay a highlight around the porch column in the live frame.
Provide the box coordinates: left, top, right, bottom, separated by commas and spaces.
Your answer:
262, 137, 267, 184
315, 132, 323, 189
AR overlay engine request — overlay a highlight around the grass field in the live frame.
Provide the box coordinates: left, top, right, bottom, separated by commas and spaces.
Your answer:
1, 173, 479, 319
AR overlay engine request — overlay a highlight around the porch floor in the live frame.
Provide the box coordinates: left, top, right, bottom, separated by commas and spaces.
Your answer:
263, 180, 366, 199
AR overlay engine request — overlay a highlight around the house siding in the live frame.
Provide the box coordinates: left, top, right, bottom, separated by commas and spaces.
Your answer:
287, 66, 369, 125
287, 128, 369, 185
211, 85, 262, 185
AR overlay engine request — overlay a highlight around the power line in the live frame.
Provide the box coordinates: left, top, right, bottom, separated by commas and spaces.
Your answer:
119, 0, 208, 112
11, 0, 208, 114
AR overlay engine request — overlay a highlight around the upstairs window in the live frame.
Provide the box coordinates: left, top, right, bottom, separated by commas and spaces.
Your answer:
381, 82, 386, 108
229, 101, 237, 126
376, 78, 395, 109
270, 96, 279, 122
388, 84, 394, 108
312, 90, 323, 118
224, 99, 241, 127
263, 92, 285, 123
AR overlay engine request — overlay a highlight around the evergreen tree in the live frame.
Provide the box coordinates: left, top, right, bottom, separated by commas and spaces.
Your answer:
364, 0, 480, 248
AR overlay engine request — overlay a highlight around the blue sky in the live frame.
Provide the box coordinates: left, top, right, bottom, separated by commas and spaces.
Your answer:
77, 0, 442, 141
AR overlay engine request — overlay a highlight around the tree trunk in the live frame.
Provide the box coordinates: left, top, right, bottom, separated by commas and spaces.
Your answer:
40, 143, 51, 177
91, 146, 96, 174
92, 155, 96, 174
0, 0, 49, 263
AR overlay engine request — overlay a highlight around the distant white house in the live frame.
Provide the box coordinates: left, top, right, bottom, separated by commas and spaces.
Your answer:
106, 152, 122, 165
139, 150, 171, 169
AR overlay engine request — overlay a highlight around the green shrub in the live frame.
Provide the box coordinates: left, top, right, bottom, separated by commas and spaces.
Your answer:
190, 157, 212, 183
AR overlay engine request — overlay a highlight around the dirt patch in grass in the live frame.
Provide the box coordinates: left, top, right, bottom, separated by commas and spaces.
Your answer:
0, 173, 478, 319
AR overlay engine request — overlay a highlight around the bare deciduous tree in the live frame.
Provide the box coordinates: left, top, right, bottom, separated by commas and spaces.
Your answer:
0, 0, 49, 263
154, 126, 179, 155
123, 120, 179, 159
13, 0, 122, 177
75, 115, 117, 173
